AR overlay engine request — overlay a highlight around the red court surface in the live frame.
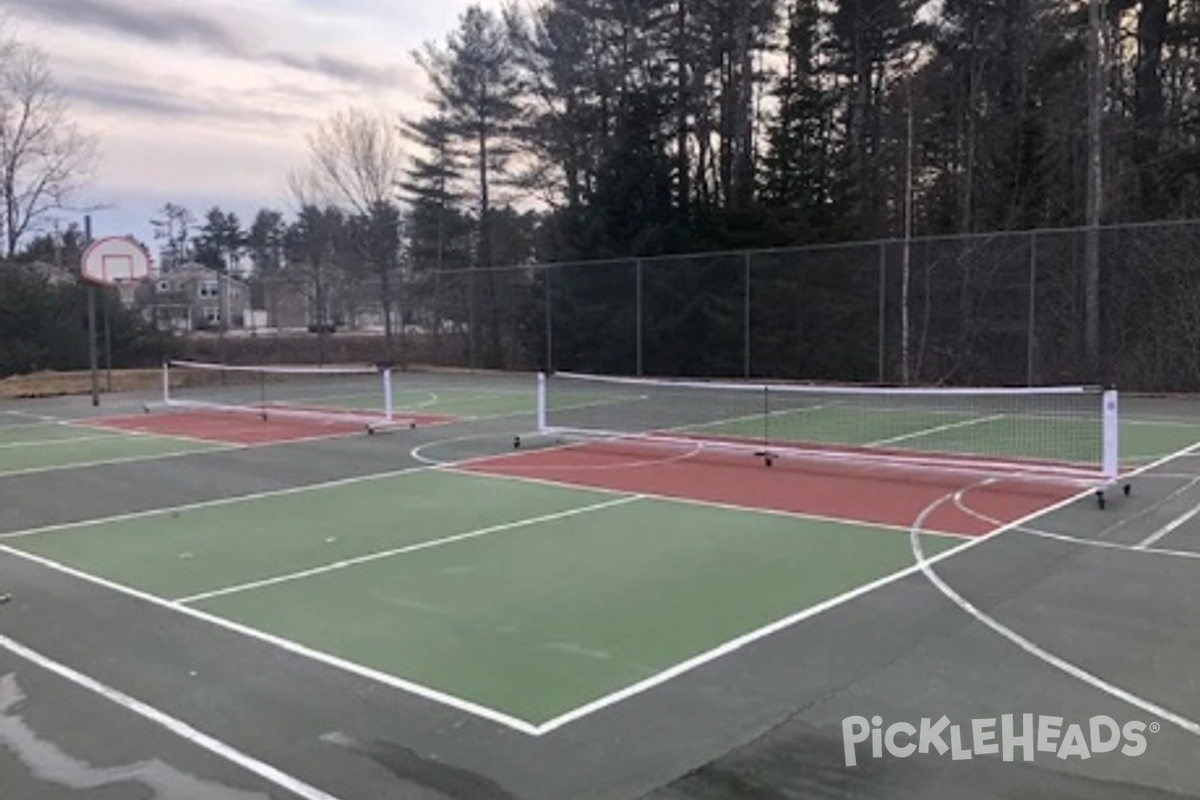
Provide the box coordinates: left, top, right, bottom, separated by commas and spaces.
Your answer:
83, 410, 454, 446
459, 442, 1082, 537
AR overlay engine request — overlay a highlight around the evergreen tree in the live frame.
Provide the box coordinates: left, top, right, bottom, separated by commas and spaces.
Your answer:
761, 0, 847, 238
194, 207, 244, 274
416, 5, 524, 366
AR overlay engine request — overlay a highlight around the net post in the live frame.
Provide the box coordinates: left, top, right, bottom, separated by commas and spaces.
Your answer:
383, 367, 395, 424
762, 385, 769, 449
161, 360, 170, 406
259, 367, 267, 421
1101, 388, 1119, 480
635, 259, 644, 377
743, 252, 751, 379
537, 372, 547, 433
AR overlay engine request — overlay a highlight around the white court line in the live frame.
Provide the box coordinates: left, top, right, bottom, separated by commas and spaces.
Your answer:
868, 413, 1006, 447
0, 419, 380, 480
682, 404, 830, 434
962, 512, 1200, 561
442, 462, 971, 540
911, 488, 1200, 737
176, 495, 642, 604
0, 544, 543, 735
0, 421, 966, 739
0, 430, 553, 541
0, 631, 344, 800
5, 424, 1189, 739
909, 445, 1200, 738
0, 446, 239, 481
425, 393, 649, 424
281, 390, 439, 411
0, 419, 70, 430
1135, 503, 1200, 550
0, 433, 130, 450
3, 411, 61, 423
531, 472, 1097, 735
1123, 418, 1200, 427
949, 471, 1200, 561
536, 439, 1200, 734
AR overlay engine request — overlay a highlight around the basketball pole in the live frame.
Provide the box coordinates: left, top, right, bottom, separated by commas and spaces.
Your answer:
86, 216, 100, 407
87, 285, 100, 406
103, 290, 113, 392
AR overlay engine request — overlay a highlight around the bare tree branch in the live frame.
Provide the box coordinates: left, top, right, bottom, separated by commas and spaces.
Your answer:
305, 108, 405, 216
0, 37, 100, 258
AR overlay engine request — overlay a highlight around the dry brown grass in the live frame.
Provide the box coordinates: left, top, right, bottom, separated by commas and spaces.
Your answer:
0, 369, 164, 399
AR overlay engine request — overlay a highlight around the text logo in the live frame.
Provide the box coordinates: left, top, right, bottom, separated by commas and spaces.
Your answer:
841, 715, 1157, 766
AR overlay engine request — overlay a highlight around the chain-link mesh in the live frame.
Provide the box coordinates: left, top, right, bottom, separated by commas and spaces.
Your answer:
208, 220, 1200, 391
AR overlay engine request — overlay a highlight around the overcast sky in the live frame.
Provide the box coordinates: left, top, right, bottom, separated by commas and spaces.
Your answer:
6, 0, 495, 260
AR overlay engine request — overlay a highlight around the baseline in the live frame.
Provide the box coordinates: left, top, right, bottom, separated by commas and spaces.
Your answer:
1135, 503, 1200, 550
532, 483, 1090, 735
0, 630, 344, 800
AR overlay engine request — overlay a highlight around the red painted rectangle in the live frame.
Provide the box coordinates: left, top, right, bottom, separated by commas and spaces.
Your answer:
459, 440, 1079, 537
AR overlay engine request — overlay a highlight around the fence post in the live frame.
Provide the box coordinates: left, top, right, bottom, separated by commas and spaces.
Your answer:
544, 267, 553, 373
1027, 232, 1038, 387
744, 252, 752, 379
635, 259, 643, 377
877, 242, 887, 384
901, 238, 912, 385
468, 269, 477, 371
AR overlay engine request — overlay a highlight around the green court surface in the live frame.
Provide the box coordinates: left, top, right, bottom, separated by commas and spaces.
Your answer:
281, 386, 534, 419
4, 468, 960, 724
0, 422, 224, 475
308, 386, 628, 420
1118, 418, 1200, 463
687, 408, 1200, 468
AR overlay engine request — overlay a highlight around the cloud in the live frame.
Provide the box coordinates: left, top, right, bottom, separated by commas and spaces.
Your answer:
63, 80, 205, 121
6, 0, 246, 54
266, 52, 401, 88
62, 76, 314, 129
8, 0, 403, 89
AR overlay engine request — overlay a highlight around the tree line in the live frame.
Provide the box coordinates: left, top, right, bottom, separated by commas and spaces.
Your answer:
6, 3, 1200, 378
149, 1, 1200, 372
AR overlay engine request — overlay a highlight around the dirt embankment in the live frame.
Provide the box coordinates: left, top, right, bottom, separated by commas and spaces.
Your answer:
0, 370, 164, 399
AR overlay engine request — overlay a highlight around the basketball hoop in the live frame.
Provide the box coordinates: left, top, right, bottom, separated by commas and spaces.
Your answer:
79, 235, 154, 409
81, 236, 152, 285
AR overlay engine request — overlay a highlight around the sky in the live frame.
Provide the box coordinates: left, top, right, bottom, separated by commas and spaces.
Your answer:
6, 0, 497, 263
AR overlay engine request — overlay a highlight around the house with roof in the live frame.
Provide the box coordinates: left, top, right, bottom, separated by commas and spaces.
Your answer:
136, 262, 251, 332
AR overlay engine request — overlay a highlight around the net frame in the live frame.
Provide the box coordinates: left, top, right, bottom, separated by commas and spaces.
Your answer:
537, 372, 1121, 489
158, 360, 401, 432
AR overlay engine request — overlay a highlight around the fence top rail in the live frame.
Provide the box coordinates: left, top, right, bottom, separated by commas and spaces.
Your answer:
167, 360, 384, 376
550, 371, 1104, 398
419, 217, 1200, 277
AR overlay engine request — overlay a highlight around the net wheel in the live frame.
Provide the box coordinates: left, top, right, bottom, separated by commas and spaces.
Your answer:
1096, 492, 1106, 510
1123, 483, 1132, 496
764, 455, 774, 468
514, 436, 522, 449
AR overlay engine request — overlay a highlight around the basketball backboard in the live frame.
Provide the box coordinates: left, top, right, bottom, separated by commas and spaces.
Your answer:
81, 236, 152, 285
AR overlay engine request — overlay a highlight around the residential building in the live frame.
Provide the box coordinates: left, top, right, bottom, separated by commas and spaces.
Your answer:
137, 262, 250, 332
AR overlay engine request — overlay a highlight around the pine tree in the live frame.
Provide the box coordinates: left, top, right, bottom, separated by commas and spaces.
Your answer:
761, 0, 846, 237
416, 5, 523, 367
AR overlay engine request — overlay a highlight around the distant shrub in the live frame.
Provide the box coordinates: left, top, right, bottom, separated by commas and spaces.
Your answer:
0, 265, 181, 378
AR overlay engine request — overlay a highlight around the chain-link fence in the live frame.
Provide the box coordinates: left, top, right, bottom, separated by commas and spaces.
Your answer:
216, 219, 1200, 392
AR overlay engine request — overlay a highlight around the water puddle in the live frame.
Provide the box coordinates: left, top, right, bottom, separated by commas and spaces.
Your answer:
0, 673, 271, 799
